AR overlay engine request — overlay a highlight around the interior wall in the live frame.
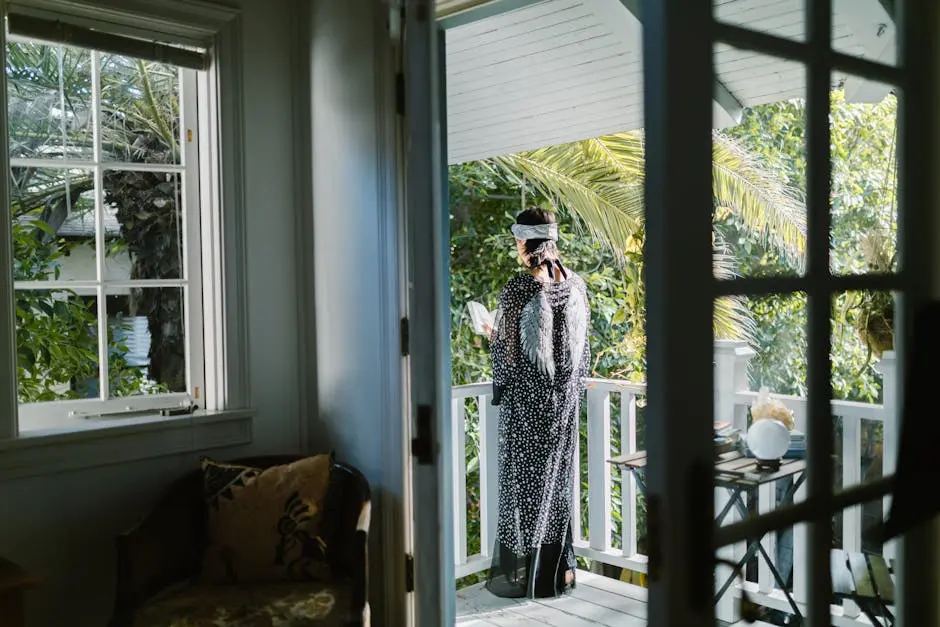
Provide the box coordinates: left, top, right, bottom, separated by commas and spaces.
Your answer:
0, 1, 303, 624
307, 0, 403, 623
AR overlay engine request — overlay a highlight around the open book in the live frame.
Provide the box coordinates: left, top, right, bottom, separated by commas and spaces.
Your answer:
467, 301, 497, 335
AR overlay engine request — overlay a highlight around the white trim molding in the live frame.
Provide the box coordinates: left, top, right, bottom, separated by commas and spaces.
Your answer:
0, 8, 17, 439
0, 409, 253, 480
210, 10, 251, 411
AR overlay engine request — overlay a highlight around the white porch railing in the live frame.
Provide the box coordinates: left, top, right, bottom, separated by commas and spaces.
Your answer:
451, 340, 897, 625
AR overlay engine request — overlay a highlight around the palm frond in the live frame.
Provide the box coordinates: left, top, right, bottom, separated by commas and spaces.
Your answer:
491, 145, 644, 260
712, 132, 807, 269
713, 236, 756, 343
577, 134, 645, 184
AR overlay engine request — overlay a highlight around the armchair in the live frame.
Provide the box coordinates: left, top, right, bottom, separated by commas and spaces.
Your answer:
108, 455, 370, 627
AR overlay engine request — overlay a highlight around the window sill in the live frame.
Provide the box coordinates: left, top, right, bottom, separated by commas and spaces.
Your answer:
0, 409, 254, 480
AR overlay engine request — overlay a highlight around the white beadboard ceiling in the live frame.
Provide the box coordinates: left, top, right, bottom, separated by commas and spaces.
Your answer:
443, 0, 895, 165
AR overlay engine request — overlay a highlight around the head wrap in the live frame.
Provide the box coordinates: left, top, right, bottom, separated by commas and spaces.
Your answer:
511, 223, 559, 241
511, 222, 566, 281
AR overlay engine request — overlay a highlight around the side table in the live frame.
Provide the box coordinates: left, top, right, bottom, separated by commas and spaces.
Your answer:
609, 450, 807, 621
0, 557, 39, 627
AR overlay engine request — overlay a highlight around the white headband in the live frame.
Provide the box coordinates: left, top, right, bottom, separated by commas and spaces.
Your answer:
511, 223, 558, 241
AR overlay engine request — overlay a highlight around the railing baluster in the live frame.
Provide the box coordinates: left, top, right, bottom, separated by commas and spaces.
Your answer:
572, 409, 582, 543
791, 397, 808, 604
479, 394, 500, 558
841, 416, 862, 548
840, 414, 862, 618
586, 388, 612, 551
452, 398, 468, 566
621, 392, 638, 558
757, 482, 777, 595
875, 352, 897, 563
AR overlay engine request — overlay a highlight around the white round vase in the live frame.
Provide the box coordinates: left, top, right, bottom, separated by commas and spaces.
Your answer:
746, 419, 790, 461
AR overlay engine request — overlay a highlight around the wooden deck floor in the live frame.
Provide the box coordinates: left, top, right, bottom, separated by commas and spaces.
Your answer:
456, 571, 774, 627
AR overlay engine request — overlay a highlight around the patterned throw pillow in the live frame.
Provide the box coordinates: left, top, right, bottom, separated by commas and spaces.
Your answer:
200, 454, 334, 584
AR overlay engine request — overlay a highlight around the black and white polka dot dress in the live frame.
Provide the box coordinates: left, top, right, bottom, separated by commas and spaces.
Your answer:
485, 271, 590, 599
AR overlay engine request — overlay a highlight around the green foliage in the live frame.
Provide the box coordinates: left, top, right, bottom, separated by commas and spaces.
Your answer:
14, 289, 96, 401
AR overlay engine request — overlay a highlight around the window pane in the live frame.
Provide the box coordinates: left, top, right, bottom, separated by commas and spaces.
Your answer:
713, 46, 807, 279
107, 287, 186, 397
15, 289, 99, 402
103, 170, 182, 279
713, 293, 808, 623
6, 41, 94, 160
830, 493, 895, 619
99, 54, 181, 164
832, 0, 898, 68
713, 0, 805, 42
831, 289, 897, 488
830, 74, 897, 276
11, 167, 97, 282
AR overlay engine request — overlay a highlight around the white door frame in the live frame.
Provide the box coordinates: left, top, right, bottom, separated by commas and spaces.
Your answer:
401, 2, 455, 625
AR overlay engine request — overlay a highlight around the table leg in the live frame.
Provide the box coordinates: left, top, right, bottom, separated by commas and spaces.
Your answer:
716, 487, 743, 525
715, 540, 759, 601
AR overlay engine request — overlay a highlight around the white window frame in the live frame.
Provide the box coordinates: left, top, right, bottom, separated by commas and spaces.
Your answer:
0, 0, 253, 475
9, 37, 206, 431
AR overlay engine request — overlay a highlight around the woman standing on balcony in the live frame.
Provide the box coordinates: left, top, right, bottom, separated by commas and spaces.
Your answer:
485, 207, 591, 599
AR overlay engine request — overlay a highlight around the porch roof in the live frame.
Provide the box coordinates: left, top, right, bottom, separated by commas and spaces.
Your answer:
439, 0, 895, 165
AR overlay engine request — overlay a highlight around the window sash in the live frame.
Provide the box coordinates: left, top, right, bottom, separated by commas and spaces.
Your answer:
7, 41, 205, 430
0, 0, 246, 440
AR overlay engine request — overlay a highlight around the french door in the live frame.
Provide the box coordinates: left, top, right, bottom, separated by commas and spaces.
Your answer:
644, 1, 938, 627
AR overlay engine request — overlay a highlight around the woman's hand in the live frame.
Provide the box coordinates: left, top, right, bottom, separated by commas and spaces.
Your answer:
483, 322, 494, 341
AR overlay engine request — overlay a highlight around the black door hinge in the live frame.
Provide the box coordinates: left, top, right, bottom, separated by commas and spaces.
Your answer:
395, 71, 405, 116
400, 317, 410, 357
412, 404, 434, 464
405, 553, 415, 592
